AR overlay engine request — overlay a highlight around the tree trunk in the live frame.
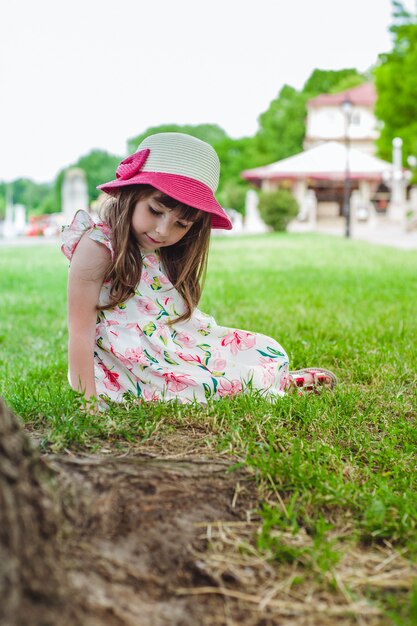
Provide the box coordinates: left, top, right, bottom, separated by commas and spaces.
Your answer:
0, 398, 255, 626
0, 398, 74, 626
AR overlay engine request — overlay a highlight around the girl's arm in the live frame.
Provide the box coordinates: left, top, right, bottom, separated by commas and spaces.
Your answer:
67, 233, 111, 403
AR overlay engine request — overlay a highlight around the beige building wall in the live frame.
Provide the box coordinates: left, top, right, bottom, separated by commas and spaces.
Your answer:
305, 101, 379, 155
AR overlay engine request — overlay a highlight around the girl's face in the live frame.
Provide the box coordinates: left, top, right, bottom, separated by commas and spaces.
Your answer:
131, 193, 196, 249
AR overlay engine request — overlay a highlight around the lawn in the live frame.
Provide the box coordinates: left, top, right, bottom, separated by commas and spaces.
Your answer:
0, 232, 416, 624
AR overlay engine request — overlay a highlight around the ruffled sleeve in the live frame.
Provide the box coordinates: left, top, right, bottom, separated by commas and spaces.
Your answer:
61, 209, 114, 261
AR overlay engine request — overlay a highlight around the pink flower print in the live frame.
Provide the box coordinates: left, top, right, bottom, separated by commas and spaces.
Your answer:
162, 372, 198, 393
155, 322, 170, 345
160, 274, 170, 285
124, 347, 150, 366
142, 387, 160, 402
259, 357, 278, 386
177, 352, 203, 364
213, 358, 227, 371
125, 323, 144, 336
136, 296, 159, 316
220, 330, 256, 356
101, 223, 112, 238
175, 332, 197, 348
279, 365, 291, 392
218, 378, 243, 397
142, 270, 154, 286
106, 319, 120, 338
99, 362, 121, 392
112, 306, 127, 317
144, 253, 159, 268
110, 345, 132, 368
150, 344, 163, 358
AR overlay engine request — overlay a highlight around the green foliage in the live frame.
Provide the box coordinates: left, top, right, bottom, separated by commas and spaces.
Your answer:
328, 73, 368, 94
0, 179, 55, 217
32, 192, 57, 216
374, 1, 417, 173
214, 135, 266, 213
52, 170, 66, 214
303, 68, 365, 97
382, 581, 417, 625
217, 180, 248, 214
127, 123, 228, 155
0, 187, 6, 219
255, 85, 307, 164
258, 188, 299, 231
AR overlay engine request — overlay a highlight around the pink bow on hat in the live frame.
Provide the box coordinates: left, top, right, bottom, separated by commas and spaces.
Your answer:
116, 149, 150, 181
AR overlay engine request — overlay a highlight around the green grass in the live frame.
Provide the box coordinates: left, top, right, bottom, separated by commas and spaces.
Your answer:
1, 233, 416, 620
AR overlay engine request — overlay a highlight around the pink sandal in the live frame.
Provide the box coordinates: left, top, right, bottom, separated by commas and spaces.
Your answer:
288, 368, 337, 395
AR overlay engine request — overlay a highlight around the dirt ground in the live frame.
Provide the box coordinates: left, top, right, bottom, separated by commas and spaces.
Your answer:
0, 399, 417, 626
33, 428, 407, 626
46, 431, 262, 626
2, 395, 411, 626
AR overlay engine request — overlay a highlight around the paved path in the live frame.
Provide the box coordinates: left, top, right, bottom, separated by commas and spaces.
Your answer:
289, 222, 417, 250
1, 227, 417, 251
0, 236, 59, 247
319, 227, 417, 250
350, 228, 417, 250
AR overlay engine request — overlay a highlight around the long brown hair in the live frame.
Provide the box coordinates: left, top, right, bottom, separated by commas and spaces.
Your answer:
98, 185, 212, 324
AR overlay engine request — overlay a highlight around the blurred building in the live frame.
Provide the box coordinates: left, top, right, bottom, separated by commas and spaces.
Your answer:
304, 83, 378, 155
242, 83, 411, 229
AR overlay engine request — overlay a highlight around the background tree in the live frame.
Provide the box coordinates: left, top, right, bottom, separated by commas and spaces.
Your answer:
302, 68, 365, 96
254, 85, 307, 165
0, 185, 7, 219
258, 188, 299, 232
214, 135, 266, 212
374, 1, 417, 174
127, 123, 228, 154
0, 179, 54, 218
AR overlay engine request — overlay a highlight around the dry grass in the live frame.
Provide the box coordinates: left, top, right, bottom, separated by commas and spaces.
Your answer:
179, 518, 417, 625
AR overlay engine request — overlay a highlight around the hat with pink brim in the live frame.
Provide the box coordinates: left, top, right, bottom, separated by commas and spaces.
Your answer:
97, 132, 232, 230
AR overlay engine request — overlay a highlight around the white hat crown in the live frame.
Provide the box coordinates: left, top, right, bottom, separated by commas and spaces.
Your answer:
137, 132, 220, 192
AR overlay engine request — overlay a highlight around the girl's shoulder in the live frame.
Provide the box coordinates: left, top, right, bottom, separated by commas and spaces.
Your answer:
61, 209, 114, 262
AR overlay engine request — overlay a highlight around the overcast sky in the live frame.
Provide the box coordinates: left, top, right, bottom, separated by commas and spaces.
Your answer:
1, 0, 415, 183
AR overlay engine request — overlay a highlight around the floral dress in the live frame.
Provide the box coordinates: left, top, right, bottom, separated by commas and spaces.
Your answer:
62, 210, 290, 404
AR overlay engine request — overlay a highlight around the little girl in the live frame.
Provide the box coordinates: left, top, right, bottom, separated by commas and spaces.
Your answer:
62, 132, 336, 407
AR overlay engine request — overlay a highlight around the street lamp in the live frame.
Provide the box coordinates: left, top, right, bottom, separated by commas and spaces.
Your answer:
341, 95, 353, 238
